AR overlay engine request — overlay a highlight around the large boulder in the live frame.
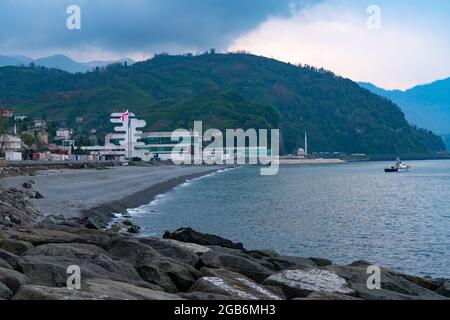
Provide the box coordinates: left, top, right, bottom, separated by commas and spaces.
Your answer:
19, 254, 145, 288
0, 258, 13, 269
0, 249, 24, 270
326, 265, 446, 300
0, 239, 33, 255
12, 285, 108, 300
296, 291, 362, 300
139, 237, 201, 267
0, 281, 13, 299
189, 268, 283, 300
435, 281, 450, 298
0, 267, 29, 294
264, 269, 355, 299
24, 243, 108, 259
164, 228, 244, 250
266, 256, 318, 271
84, 278, 183, 300
137, 258, 201, 293
2, 228, 88, 245
199, 250, 274, 283
108, 238, 201, 292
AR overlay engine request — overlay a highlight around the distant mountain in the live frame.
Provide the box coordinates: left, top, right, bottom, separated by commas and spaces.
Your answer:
359, 79, 450, 149
0, 54, 135, 73
0, 53, 445, 156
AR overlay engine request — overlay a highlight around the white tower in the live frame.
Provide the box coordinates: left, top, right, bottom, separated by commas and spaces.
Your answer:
110, 111, 146, 159
304, 131, 308, 156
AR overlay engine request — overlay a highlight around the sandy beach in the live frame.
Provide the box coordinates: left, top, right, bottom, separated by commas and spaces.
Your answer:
0, 165, 222, 221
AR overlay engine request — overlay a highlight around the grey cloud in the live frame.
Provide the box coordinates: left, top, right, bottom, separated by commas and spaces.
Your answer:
0, 0, 297, 56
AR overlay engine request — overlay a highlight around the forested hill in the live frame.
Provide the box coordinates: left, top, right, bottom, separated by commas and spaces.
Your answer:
0, 53, 445, 155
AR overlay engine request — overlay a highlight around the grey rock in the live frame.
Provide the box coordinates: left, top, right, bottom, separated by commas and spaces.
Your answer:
12, 285, 108, 300
24, 243, 108, 259
2, 228, 88, 245
139, 237, 200, 267
164, 228, 244, 250
0, 267, 29, 294
108, 239, 201, 292
267, 256, 317, 271
200, 250, 274, 283
327, 265, 446, 300
190, 268, 282, 300
436, 281, 450, 298
0, 239, 34, 255
22, 182, 33, 189
0, 281, 13, 299
294, 291, 362, 300
0, 249, 24, 270
137, 257, 201, 293
84, 278, 183, 300
0, 258, 13, 269
180, 292, 233, 300
19, 254, 144, 288
308, 257, 333, 267
264, 269, 355, 299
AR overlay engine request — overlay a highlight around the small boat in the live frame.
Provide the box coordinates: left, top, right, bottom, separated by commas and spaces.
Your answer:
384, 159, 410, 173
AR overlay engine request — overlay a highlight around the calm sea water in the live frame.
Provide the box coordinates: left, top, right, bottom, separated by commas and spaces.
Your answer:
127, 161, 450, 278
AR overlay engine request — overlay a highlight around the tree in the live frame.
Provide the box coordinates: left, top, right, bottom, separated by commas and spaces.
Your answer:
22, 134, 36, 146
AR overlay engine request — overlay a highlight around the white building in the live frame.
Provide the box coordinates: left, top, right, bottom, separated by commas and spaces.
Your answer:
56, 128, 72, 140
0, 134, 22, 161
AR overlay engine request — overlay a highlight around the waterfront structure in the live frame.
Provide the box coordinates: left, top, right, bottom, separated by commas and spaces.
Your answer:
56, 128, 72, 141
1, 108, 13, 119
0, 134, 22, 161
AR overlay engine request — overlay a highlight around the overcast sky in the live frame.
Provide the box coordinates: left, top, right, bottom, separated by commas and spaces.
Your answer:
0, 0, 449, 89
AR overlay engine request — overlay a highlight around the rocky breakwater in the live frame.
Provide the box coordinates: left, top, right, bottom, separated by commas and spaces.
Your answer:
0, 223, 449, 300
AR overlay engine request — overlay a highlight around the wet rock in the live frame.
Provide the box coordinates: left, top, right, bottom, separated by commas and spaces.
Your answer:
137, 258, 201, 293
0, 249, 24, 270
0, 267, 29, 294
2, 228, 88, 246
12, 285, 107, 300
436, 281, 450, 298
0, 239, 33, 255
0, 258, 13, 270
22, 182, 33, 189
179, 292, 233, 300
296, 291, 362, 300
264, 269, 355, 299
122, 220, 133, 226
24, 243, 108, 259
267, 256, 317, 271
309, 257, 333, 267
326, 265, 446, 300
84, 278, 183, 300
164, 228, 244, 250
139, 237, 200, 267
127, 225, 141, 234
34, 192, 44, 199
199, 250, 274, 283
79, 217, 104, 230
19, 254, 144, 288
190, 268, 282, 300
0, 281, 13, 299
108, 238, 201, 292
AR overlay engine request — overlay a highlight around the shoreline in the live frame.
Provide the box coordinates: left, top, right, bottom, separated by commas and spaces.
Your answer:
80, 167, 227, 225
0, 165, 226, 225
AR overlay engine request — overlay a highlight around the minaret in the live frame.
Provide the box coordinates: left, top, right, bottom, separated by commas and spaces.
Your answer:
304, 131, 308, 156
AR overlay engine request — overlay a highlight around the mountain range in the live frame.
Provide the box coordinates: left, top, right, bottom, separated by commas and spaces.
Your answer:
0, 53, 445, 156
0, 54, 135, 73
359, 79, 450, 150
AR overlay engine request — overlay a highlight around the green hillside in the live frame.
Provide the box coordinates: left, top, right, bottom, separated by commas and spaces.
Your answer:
0, 53, 445, 155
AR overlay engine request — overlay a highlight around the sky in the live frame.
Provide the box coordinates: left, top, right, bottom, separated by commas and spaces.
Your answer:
0, 0, 449, 89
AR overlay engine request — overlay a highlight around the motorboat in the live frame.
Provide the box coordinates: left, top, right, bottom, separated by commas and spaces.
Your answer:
384, 159, 410, 173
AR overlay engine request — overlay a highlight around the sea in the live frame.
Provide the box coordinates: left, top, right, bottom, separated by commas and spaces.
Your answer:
123, 160, 450, 278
